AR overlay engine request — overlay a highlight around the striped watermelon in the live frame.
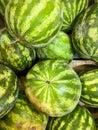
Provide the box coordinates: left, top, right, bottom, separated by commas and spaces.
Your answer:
79, 68, 98, 107
5, 0, 63, 48
62, 0, 89, 32
46, 104, 96, 130
0, 91, 48, 130
25, 60, 82, 117
0, 64, 19, 118
0, 0, 9, 16
71, 3, 98, 62
0, 28, 36, 73
36, 31, 73, 63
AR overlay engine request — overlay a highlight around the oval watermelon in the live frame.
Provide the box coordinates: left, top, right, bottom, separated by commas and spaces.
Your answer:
36, 31, 73, 63
25, 60, 82, 117
0, 64, 19, 118
0, 91, 48, 130
5, 0, 63, 48
46, 104, 96, 130
71, 3, 98, 62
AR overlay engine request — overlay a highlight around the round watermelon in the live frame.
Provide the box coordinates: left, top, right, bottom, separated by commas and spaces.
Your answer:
36, 31, 73, 63
46, 104, 96, 130
0, 64, 19, 118
5, 0, 63, 48
0, 28, 36, 73
71, 3, 98, 62
79, 68, 98, 107
0, 91, 48, 130
25, 60, 82, 117
62, 0, 89, 32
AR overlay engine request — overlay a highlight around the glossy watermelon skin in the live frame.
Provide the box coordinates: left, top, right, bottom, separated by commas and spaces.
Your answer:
0, 28, 36, 73
25, 60, 82, 117
79, 68, 98, 107
46, 104, 96, 130
0, 91, 48, 130
0, 64, 19, 118
5, 0, 63, 48
36, 31, 73, 63
62, 0, 89, 32
72, 3, 98, 62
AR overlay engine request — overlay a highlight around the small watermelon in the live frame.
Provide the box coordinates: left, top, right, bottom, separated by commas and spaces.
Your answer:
0, 64, 19, 118
25, 60, 82, 117
5, 0, 63, 48
36, 31, 73, 63
46, 104, 96, 130
0, 28, 36, 73
0, 91, 48, 130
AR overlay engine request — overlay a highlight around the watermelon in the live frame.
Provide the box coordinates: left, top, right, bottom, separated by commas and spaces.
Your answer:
71, 3, 98, 62
36, 31, 73, 63
0, 91, 48, 130
62, 0, 89, 32
0, 28, 36, 73
0, 0, 9, 16
79, 68, 98, 107
46, 104, 96, 130
4, 0, 63, 48
0, 64, 19, 118
25, 60, 82, 117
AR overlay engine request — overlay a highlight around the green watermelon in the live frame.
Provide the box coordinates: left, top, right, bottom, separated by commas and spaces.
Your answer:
0, 28, 36, 73
25, 60, 82, 117
71, 3, 98, 62
62, 0, 89, 32
0, 64, 19, 118
0, 0, 9, 16
36, 31, 73, 63
0, 91, 48, 130
5, 0, 63, 48
46, 104, 96, 130
79, 68, 98, 107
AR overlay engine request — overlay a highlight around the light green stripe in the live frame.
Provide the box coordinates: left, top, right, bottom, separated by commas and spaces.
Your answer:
20, 0, 47, 36
25, 2, 61, 42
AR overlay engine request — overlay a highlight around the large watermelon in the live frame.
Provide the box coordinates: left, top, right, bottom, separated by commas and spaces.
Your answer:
36, 31, 73, 63
4, 0, 63, 48
25, 60, 82, 117
0, 91, 48, 130
0, 64, 19, 118
79, 68, 98, 107
0, 28, 36, 73
46, 104, 96, 130
62, 0, 89, 32
71, 3, 98, 62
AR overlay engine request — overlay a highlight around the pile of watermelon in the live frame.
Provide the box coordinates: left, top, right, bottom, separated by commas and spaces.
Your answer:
0, 0, 98, 129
